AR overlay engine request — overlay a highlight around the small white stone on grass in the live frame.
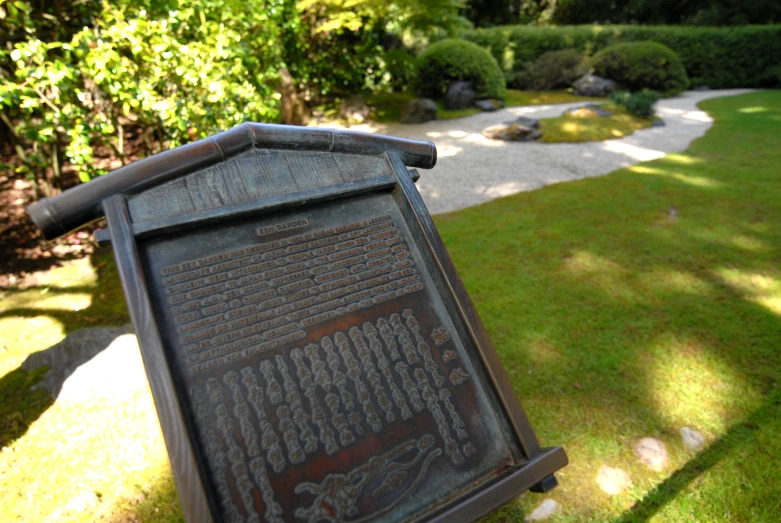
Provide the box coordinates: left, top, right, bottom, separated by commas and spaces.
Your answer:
596, 465, 632, 495
633, 437, 668, 471
525, 499, 560, 521
681, 427, 705, 452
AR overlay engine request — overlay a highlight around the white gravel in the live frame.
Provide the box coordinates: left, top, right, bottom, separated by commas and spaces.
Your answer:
349, 89, 754, 215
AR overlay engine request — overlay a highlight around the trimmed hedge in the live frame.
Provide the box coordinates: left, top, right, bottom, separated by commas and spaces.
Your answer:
592, 42, 689, 95
460, 25, 781, 88
414, 39, 507, 99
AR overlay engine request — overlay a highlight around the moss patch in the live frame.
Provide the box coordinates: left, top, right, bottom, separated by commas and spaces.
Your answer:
539, 103, 655, 143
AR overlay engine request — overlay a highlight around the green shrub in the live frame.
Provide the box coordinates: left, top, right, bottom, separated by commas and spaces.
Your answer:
459, 25, 781, 88
384, 49, 417, 92
522, 49, 589, 90
414, 39, 507, 99
592, 42, 689, 95
611, 90, 661, 117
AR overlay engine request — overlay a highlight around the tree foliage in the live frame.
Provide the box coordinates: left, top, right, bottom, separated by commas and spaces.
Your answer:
0, 0, 464, 191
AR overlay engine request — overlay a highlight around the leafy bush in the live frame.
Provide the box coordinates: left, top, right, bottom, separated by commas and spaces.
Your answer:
460, 25, 781, 89
414, 39, 507, 100
384, 49, 417, 92
592, 42, 689, 95
522, 49, 589, 90
610, 90, 661, 117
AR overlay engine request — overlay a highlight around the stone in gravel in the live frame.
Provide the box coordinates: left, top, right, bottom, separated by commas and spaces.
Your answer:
475, 99, 504, 112
651, 119, 666, 127
444, 81, 475, 110
596, 465, 632, 495
573, 74, 616, 97
401, 98, 437, 123
339, 94, 370, 123
681, 427, 705, 452
564, 104, 612, 118
525, 499, 560, 521
633, 437, 668, 471
483, 123, 541, 141
505, 116, 540, 129
22, 325, 134, 397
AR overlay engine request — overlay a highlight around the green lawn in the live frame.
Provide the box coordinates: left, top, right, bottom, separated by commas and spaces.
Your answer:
538, 103, 655, 143
1, 91, 780, 521
366, 89, 604, 123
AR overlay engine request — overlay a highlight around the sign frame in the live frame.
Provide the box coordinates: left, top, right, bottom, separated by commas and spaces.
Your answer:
29, 124, 567, 522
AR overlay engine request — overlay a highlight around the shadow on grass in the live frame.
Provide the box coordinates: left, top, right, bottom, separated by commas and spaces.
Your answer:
0, 247, 129, 448
615, 392, 781, 523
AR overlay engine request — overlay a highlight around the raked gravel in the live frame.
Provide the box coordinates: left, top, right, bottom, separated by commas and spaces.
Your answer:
347, 89, 754, 215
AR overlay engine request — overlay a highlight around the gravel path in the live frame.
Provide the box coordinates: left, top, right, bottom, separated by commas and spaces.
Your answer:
350, 89, 754, 215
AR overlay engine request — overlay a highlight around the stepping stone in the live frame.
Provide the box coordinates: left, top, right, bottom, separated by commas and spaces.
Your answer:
525, 499, 559, 521
596, 465, 632, 495
633, 437, 668, 471
681, 427, 705, 452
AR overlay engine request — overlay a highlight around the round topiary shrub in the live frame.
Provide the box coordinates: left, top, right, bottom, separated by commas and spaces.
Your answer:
592, 42, 689, 96
414, 39, 506, 100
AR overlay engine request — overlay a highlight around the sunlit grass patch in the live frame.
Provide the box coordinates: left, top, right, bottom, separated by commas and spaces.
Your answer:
539, 103, 655, 143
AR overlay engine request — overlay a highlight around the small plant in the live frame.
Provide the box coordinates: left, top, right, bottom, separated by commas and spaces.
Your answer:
610, 90, 660, 117
413, 39, 506, 100
521, 49, 590, 91
592, 42, 689, 96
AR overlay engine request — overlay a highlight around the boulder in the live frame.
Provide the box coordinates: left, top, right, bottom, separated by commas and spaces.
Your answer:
339, 95, 370, 124
564, 104, 613, 118
651, 119, 666, 127
505, 116, 540, 129
400, 98, 437, 124
483, 123, 541, 142
475, 99, 504, 112
444, 81, 475, 110
573, 74, 616, 97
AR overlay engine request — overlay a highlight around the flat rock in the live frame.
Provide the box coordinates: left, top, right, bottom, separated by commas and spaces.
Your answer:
22, 325, 135, 397
564, 104, 612, 118
681, 427, 705, 452
483, 123, 541, 142
444, 81, 475, 110
596, 465, 632, 495
652, 119, 666, 127
401, 98, 437, 124
475, 99, 504, 112
505, 116, 540, 129
573, 74, 616, 97
525, 499, 560, 521
633, 437, 668, 471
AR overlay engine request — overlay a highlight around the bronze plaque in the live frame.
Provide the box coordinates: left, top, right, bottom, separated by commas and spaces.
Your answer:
27, 124, 566, 522
142, 192, 519, 522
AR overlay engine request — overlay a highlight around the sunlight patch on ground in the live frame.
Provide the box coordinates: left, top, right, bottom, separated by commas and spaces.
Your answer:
432, 144, 462, 158
560, 250, 636, 301
481, 182, 526, 199
647, 334, 742, 433
638, 268, 713, 296
714, 268, 781, 316
738, 106, 768, 113
630, 165, 723, 188
0, 316, 65, 376
0, 383, 172, 522
2, 291, 93, 312
600, 140, 666, 162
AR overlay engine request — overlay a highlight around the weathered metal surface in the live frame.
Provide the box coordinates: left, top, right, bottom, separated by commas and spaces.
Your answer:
141, 193, 520, 522
27, 123, 566, 523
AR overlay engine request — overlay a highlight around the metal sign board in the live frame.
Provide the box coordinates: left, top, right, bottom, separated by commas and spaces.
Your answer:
28, 124, 566, 522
